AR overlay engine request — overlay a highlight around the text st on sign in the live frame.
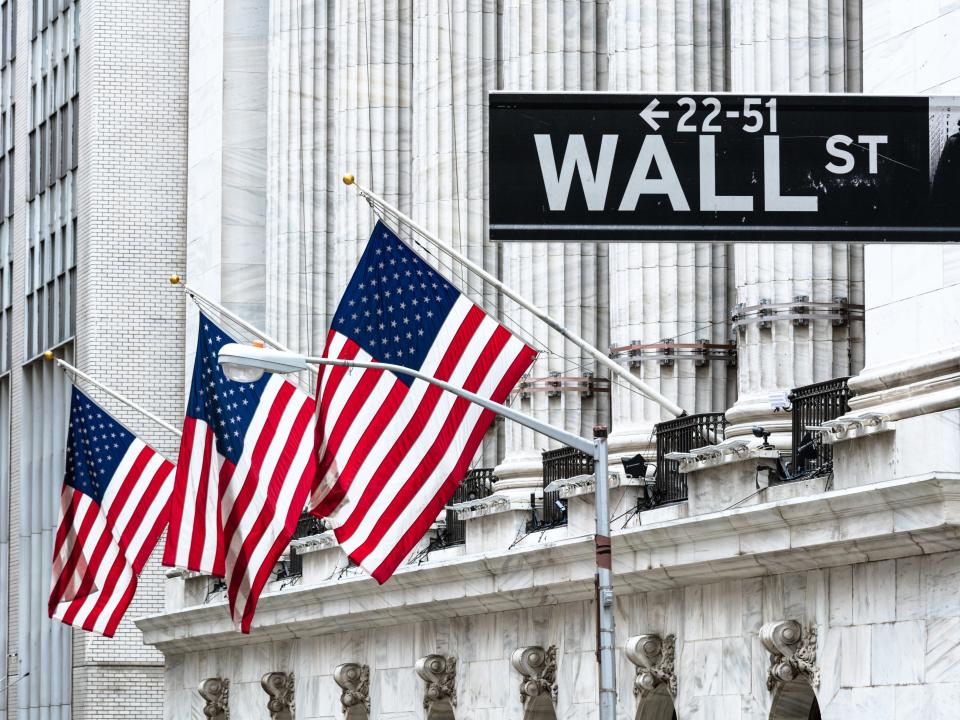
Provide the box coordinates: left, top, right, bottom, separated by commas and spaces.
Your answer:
488, 93, 960, 242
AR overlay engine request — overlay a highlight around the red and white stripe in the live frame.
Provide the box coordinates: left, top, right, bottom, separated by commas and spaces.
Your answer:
49, 440, 173, 637
163, 415, 226, 575
310, 295, 536, 582
163, 375, 316, 632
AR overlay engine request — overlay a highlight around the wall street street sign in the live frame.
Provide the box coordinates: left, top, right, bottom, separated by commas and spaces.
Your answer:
488, 92, 960, 242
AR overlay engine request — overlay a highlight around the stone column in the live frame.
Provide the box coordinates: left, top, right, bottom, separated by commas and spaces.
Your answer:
605, 0, 733, 464
493, 0, 610, 497
410, 0, 501, 465
331, 1, 413, 292
265, 0, 335, 353
266, 1, 413, 353
725, 0, 864, 446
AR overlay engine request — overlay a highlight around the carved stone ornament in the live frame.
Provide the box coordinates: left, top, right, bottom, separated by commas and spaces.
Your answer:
760, 620, 820, 691
261, 671, 295, 719
415, 654, 457, 708
198, 677, 229, 719
334, 663, 370, 713
510, 645, 558, 704
624, 634, 677, 697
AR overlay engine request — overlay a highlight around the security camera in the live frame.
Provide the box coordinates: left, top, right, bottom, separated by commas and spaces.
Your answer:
752, 426, 773, 449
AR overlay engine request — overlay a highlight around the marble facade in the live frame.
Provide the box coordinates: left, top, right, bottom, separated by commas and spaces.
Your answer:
148, 504, 960, 719
144, 346, 960, 716
136, 2, 960, 719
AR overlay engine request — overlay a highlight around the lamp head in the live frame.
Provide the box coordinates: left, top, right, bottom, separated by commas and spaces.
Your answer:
218, 343, 308, 382
621, 453, 647, 480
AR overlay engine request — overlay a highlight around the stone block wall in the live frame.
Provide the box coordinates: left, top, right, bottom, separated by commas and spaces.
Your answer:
161, 549, 960, 720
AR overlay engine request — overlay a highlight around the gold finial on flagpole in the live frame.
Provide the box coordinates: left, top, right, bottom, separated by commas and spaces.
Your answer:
43, 350, 55, 361
169, 274, 181, 285
342, 173, 355, 186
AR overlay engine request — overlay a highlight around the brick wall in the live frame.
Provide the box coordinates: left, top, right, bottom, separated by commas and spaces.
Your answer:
71, 0, 187, 717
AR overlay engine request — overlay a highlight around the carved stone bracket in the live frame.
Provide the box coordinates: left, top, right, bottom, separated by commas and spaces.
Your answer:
334, 663, 371, 713
760, 620, 820, 691
415, 654, 457, 708
625, 634, 677, 697
510, 645, 558, 704
261, 671, 295, 719
198, 677, 229, 719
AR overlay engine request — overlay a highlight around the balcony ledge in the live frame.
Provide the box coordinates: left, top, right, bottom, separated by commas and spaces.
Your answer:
288, 531, 338, 555
137, 472, 960, 654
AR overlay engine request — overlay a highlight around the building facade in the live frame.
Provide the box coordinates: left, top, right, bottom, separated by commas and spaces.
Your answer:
3, 1, 960, 719
139, 1, 960, 719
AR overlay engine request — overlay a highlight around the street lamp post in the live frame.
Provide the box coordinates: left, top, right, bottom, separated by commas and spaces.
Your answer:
218, 343, 618, 718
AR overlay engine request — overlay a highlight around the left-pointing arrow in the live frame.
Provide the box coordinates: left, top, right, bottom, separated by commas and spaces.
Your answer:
639, 98, 670, 131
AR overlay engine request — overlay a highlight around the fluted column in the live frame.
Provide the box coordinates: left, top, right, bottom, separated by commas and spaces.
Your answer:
266, 2, 413, 354
725, 0, 864, 445
332, 1, 414, 302
266, 0, 334, 353
410, 0, 501, 465
493, 0, 610, 497
606, 1, 733, 464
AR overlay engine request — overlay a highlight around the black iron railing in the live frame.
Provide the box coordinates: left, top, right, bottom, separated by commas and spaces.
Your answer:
530, 447, 594, 530
789, 377, 851, 476
287, 512, 325, 578
655, 413, 727, 504
442, 467, 495, 546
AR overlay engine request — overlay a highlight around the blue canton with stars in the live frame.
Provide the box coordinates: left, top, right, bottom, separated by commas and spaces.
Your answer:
65, 386, 137, 506
332, 221, 460, 386
188, 314, 270, 465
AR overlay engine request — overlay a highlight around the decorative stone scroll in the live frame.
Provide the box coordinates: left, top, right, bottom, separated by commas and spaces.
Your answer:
415, 654, 457, 708
198, 677, 229, 719
624, 634, 677, 697
334, 663, 371, 713
760, 621, 820, 691
261, 671, 295, 719
510, 645, 558, 704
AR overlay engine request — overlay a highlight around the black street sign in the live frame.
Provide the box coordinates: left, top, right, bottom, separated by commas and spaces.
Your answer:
488, 92, 960, 242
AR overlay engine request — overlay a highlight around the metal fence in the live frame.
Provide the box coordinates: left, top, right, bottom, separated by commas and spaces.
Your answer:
655, 413, 728, 504
532, 446, 595, 529
442, 467, 495, 546
789, 377, 851, 476
287, 512, 326, 578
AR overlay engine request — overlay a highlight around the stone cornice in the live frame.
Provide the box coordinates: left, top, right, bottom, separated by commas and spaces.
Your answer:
288, 532, 338, 555
137, 474, 960, 653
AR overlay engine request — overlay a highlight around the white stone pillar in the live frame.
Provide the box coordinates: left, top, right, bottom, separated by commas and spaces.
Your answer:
493, 0, 610, 497
331, 1, 413, 292
410, 0, 502, 466
186, 0, 270, 363
265, 0, 334, 353
265, 1, 413, 354
725, 0, 864, 446
605, 0, 734, 464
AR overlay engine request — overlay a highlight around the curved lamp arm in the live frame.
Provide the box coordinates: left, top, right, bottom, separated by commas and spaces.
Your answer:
217, 343, 594, 456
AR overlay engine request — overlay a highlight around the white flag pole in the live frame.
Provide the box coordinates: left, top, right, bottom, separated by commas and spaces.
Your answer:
47, 353, 182, 438
343, 173, 685, 418
168, 274, 319, 377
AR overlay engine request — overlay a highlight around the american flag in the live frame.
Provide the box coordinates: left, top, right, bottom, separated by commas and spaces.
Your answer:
163, 314, 317, 632
49, 386, 174, 637
310, 221, 536, 582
